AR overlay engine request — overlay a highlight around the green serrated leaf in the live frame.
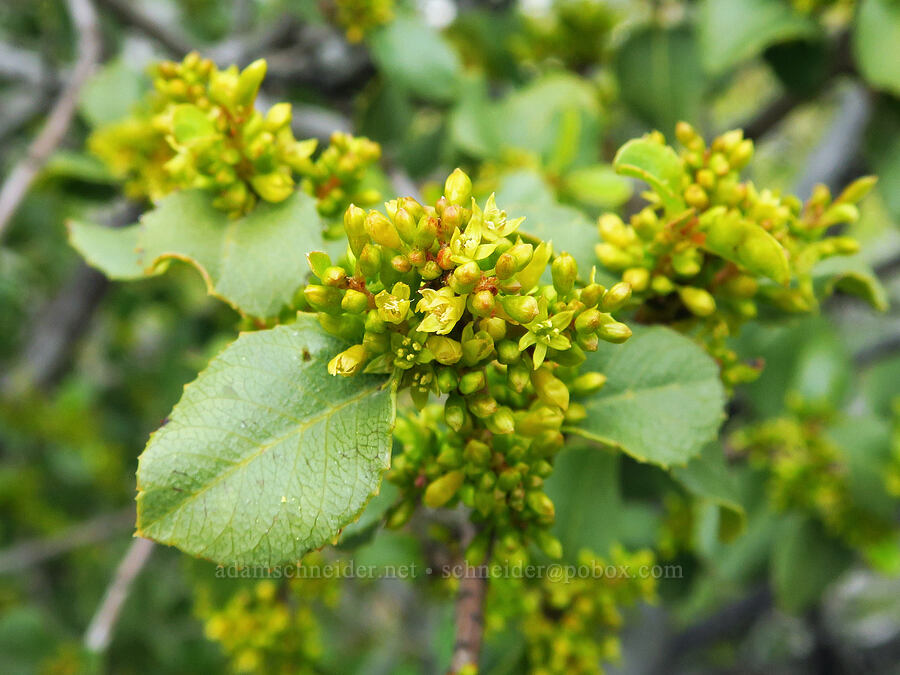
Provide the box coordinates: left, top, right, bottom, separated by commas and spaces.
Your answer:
566, 326, 726, 467
698, 0, 818, 75
67, 221, 150, 280
137, 189, 324, 319
136, 315, 395, 566
613, 138, 686, 214
854, 0, 900, 96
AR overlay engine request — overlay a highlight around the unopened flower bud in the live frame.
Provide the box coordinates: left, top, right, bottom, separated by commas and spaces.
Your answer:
444, 168, 472, 206
575, 308, 603, 333
532, 368, 569, 410
427, 336, 463, 365
304, 285, 342, 313
487, 407, 515, 435
358, 243, 382, 277
344, 204, 368, 257
497, 340, 521, 365
462, 332, 494, 365
551, 253, 578, 295
322, 266, 347, 288
327, 344, 367, 376
463, 440, 492, 467
517, 406, 564, 437
572, 372, 606, 396
424, 470, 464, 508
341, 289, 369, 313
623, 268, 649, 292
598, 321, 632, 343
469, 290, 495, 317
678, 286, 716, 316
365, 211, 402, 250
436, 367, 459, 393
479, 316, 507, 341
601, 281, 632, 312
526, 491, 555, 520
393, 208, 418, 243
500, 295, 539, 324
444, 396, 469, 431
235, 58, 267, 105
467, 392, 498, 418
450, 261, 482, 294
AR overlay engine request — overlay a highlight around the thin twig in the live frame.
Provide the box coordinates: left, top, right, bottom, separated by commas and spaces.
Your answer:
84, 537, 155, 653
0, 508, 134, 575
449, 523, 488, 674
0, 0, 101, 241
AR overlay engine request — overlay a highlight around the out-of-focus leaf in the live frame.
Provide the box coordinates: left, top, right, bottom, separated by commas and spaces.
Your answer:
369, 16, 462, 102
862, 356, 900, 418
772, 514, 852, 613
812, 254, 889, 311
828, 416, 895, 520
865, 101, 900, 220
497, 72, 600, 168
42, 151, 117, 185
698, 0, 817, 75
613, 138, 685, 213
67, 221, 148, 280
764, 39, 830, 97
853, 0, 900, 96
79, 58, 147, 127
671, 442, 745, 541
545, 444, 621, 561
614, 24, 705, 132
560, 164, 633, 208
568, 326, 726, 468
136, 316, 395, 566
449, 75, 498, 158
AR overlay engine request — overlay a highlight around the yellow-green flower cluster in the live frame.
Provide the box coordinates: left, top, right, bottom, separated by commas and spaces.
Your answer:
486, 547, 657, 675
596, 123, 874, 386
330, 0, 394, 43
300, 131, 382, 221
732, 413, 896, 553
194, 555, 338, 674
304, 168, 632, 556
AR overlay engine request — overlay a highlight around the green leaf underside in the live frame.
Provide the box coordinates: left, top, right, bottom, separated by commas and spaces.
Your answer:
69, 189, 324, 319
136, 315, 394, 566
613, 139, 686, 214
566, 326, 726, 467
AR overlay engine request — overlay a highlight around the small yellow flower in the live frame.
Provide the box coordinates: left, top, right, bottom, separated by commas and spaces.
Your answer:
416, 287, 467, 334
375, 282, 411, 324
481, 193, 524, 241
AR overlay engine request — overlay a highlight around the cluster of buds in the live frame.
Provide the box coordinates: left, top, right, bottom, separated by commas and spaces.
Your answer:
732, 413, 895, 553
327, 0, 394, 43
486, 547, 657, 675
596, 123, 873, 386
299, 131, 382, 222
90, 53, 326, 217
304, 169, 632, 556
196, 553, 336, 673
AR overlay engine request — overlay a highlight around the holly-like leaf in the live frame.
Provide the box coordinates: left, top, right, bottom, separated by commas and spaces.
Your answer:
853, 0, 900, 96
698, 0, 817, 76
567, 326, 726, 467
613, 138, 686, 214
69, 189, 325, 319
136, 315, 395, 566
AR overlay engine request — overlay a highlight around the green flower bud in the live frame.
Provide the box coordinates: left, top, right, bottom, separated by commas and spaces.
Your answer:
532, 368, 570, 411
487, 407, 515, 435
385, 499, 416, 529
436, 446, 463, 469
235, 58, 267, 105
495, 253, 517, 280
322, 266, 348, 288
551, 253, 578, 295
365, 211, 402, 250
550, 343, 586, 367
362, 330, 388, 354
436, 366, 459, 393
424, 470, 464, 508
467, 392, 498, 418
469, 290, 495, 317
444, 168, 472, 206
393, 208, 418, 243
462, 332, 494, 366
459, 370, 487, 395
598, 321, 632, 343
440, 204, 462, 233
729, 138, 754, 169
463, 440, 492, 467
580, 283, 606, 308
444, 396, 469, 432
575, 308, 602, 334
498, 468, 521, 492
416, 215, 438, 249
517, 406, 564, 436
565, 402, 587, 424
576, 332, 600, 352
526, 491, 555, 521
600, 282, 632, 312
684, 184, 709, 209
479, 316, 507, 342
327, 344, 367, 376
344, 204, 368, 257
450, 261, 482, 294
264, 102, 292, 130
420, 260, 442, 280
500, 295, 539, 324
535, 530, 563, 559
572, 372, 606, 396
532, 430, 564, 455
341, 289, 369, 313
250, 172, 294, 202
497, 340, 521, 364
364, 310, 386, 334
426, 336, 463, 365
507, 362, 530, 393
678, 286, 716, 317
651, 275, 675, 295
304, 284, 342, 313
358, 243, 382, 278
390, 254, 412, 273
